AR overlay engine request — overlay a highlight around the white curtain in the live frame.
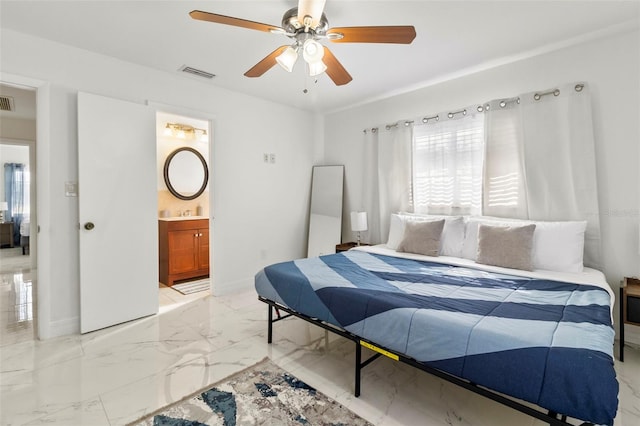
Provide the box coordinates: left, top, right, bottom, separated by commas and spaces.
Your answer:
484, 82, 601, 268
483, 98, 528, 218
362, 125, 412, 244
413, 108, 484, 216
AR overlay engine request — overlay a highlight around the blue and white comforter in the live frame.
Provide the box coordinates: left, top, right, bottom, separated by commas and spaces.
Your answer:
255, 249, 618, 425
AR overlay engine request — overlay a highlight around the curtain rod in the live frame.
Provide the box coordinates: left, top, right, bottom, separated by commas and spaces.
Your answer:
363, 82, 586, 133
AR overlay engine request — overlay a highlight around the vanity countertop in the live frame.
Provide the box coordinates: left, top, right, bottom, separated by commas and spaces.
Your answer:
158, 216, 208, 222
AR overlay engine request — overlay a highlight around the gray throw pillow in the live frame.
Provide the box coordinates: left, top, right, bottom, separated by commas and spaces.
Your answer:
396, 219, 445, 257
476, 223, 536, 271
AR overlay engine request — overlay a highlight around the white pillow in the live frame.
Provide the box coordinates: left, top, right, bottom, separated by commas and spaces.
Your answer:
439, 216, 466, 257
531, 220, 587, 273
460, 216, 587, 273
387, 213, 406, 250
387, 213, 465, 257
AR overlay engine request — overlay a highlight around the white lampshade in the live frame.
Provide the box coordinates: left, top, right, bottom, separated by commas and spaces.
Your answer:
351, 211, 368, 232
307, 60, 327, 77
276, 46, 298, 72
0, 202, 7, 211
302, 39, 324, 63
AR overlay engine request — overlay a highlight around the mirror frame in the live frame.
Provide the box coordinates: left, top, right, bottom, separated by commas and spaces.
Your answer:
163, 147, 209, 201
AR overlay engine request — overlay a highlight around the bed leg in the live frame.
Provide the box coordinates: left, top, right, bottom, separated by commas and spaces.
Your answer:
355, 341, 361, 397
620, 286, 625, 362
267, 304, 273, 344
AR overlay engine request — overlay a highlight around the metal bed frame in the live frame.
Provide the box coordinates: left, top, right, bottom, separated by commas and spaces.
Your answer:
259, 296, 596, 426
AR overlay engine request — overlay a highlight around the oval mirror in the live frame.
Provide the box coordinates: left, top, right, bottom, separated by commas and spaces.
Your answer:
163, 147, 208, 200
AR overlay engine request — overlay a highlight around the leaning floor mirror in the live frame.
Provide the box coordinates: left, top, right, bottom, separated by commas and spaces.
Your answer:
307, 165, 344, 257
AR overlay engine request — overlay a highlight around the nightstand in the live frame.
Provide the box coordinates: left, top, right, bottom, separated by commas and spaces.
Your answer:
336, 242, 370, 253
620, 276, 640, 362
0, 222, 14, 248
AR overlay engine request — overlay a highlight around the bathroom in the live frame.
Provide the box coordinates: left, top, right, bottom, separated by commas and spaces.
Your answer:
156, 111, 212, 304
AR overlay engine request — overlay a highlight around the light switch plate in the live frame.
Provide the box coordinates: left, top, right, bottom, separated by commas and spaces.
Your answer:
65, 181, 78, 197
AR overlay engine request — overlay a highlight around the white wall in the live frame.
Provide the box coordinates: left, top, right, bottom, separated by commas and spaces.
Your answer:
0, 117, 36, 141
1, 29, 320, 338
325, 28, 640, 340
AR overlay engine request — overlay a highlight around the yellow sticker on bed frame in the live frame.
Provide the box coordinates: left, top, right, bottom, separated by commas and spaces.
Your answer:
360, 340, 399, 361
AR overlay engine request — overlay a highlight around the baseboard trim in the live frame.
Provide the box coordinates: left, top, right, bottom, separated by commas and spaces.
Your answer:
212, 277, 253, 297
42, 316, 80, 339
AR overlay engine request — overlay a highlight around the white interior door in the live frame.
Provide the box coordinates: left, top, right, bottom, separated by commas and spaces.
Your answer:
78, 92, 158, 333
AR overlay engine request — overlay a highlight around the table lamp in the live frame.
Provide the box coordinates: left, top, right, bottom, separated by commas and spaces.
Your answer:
0, 202, 7, 223
350, 211, 368, 246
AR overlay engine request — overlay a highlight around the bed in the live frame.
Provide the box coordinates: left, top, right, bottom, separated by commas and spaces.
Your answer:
254, 215, 619, 426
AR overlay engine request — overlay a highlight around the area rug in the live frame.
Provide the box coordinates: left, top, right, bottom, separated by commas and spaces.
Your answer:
130, 357, 372, 426
171, 279, 210, 295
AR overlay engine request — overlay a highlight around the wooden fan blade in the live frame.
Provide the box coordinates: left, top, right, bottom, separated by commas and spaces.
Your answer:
323, 47, 352, 86
190, 10, 282, 33
244, 46, 289, 78
328, 26, 416, 44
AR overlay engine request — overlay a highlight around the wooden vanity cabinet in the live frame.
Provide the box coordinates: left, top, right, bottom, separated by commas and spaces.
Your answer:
159, 218, 209, 286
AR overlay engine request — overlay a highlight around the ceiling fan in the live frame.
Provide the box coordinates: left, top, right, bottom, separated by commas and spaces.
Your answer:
189, 0, 416, 86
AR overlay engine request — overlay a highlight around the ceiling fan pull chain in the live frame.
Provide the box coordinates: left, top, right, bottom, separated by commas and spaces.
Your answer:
303, 64, 309, 94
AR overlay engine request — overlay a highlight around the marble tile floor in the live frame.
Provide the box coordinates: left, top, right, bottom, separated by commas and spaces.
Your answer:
158, 282, 211, 314
1, 246, 37, 346
0, 288, 638, 426
0, 247, 32, 275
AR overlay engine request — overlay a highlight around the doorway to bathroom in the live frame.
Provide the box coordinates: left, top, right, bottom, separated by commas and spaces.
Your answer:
155, 111, 212, 312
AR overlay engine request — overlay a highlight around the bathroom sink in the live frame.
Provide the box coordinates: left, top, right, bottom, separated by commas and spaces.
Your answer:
158, 216, 208, 221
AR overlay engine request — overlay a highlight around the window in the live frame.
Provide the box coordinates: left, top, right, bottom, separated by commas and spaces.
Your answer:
412, 112, 484, 215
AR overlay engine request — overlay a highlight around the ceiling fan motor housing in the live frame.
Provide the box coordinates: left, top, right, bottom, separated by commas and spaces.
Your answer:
282, 7, 329, 36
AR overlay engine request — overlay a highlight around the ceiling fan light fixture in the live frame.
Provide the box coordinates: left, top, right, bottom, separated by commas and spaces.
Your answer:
302, 39, 324, 63
308, 60, 327, 77
276, 46, 299, 72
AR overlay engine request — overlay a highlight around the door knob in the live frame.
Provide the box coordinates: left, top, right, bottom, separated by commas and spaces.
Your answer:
84, 222, 95, 230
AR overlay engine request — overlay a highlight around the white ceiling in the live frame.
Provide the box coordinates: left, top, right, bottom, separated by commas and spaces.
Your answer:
1, 1, 638, 113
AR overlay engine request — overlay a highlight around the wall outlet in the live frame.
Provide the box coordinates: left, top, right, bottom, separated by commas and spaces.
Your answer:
263, 153, 269, 163
269, 153, 276, 163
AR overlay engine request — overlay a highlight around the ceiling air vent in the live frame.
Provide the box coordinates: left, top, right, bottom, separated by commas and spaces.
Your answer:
0, 96, 15, 111
180, 66, 216, 79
